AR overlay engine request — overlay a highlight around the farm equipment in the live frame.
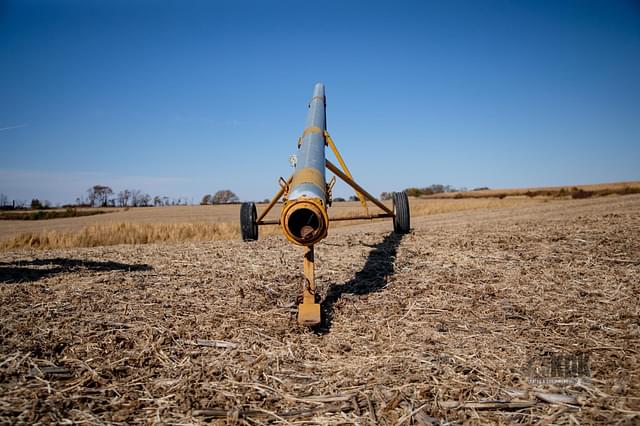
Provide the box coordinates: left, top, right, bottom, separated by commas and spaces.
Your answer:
240, 83, 410, 326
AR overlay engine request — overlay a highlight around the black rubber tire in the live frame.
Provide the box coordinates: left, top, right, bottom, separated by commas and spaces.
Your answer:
392, 192, 410, 234
240, 202, 258, 241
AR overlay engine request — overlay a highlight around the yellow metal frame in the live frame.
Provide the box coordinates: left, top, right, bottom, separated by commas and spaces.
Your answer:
256, 133, 393, 225
324, 131, 370, 216
326, 160, 394, 216
256, 176, 291, 225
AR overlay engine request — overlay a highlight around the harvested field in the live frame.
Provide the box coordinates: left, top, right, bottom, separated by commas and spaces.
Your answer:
1, 195, 639, 424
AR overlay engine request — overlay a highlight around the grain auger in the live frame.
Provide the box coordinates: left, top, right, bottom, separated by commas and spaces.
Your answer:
240, 83, 410, 326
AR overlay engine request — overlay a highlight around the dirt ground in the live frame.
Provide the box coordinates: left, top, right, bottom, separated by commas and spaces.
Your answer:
1, 195, 638, 424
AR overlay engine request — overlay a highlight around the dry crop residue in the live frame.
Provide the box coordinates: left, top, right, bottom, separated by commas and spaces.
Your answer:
1, 195, 639, 424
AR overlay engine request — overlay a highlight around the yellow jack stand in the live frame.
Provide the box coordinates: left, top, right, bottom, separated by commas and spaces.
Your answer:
297, 245, 321, 326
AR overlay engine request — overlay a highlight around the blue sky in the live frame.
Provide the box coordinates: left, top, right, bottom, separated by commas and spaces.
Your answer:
1, 0, 639, 204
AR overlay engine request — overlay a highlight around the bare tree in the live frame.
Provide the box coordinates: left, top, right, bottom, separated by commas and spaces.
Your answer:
87, 189, 96, 206
117, 190, 132, 207
75, 195, 89, 207
87, 185, 113, 207
0, 193, 7, 207
200, 194, 212, 205
31, 199, 43, 210
139, 193, 151, 207
212, 190, 239, 204
130, 189, 142, 207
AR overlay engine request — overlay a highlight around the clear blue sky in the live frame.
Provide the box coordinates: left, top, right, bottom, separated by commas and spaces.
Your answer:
1, 0, 639, 204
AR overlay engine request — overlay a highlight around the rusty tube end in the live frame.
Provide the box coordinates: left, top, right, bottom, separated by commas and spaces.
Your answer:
281, 198, 328, 246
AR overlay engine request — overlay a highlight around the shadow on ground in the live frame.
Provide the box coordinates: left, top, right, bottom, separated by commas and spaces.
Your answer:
316, 232, 405, 332
0, 258, 152, 284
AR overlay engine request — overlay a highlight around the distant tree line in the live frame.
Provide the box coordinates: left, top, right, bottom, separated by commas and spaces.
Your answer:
78, 185, 193, 208
2, 186, 242, 210
332, 195, 362, 202
0, 193, 53, 210
30, 199, 51, 209
200, 190, 239, 205
380, 184, 469, 200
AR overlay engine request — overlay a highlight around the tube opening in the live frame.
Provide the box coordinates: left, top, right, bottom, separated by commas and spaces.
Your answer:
287, 208, 322, 243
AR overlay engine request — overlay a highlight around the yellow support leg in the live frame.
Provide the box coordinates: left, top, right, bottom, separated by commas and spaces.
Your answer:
324, 131, 369, 216
297, 245, 321, 326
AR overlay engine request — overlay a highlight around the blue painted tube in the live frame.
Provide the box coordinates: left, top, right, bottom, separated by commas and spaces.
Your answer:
288, 83, 327, 202
280, 83, 330, 246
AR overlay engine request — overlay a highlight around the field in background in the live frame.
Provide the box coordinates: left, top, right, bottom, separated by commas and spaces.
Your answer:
424, 180, 640, 199
2, 180, 638, 250
0, 197, 553, 249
